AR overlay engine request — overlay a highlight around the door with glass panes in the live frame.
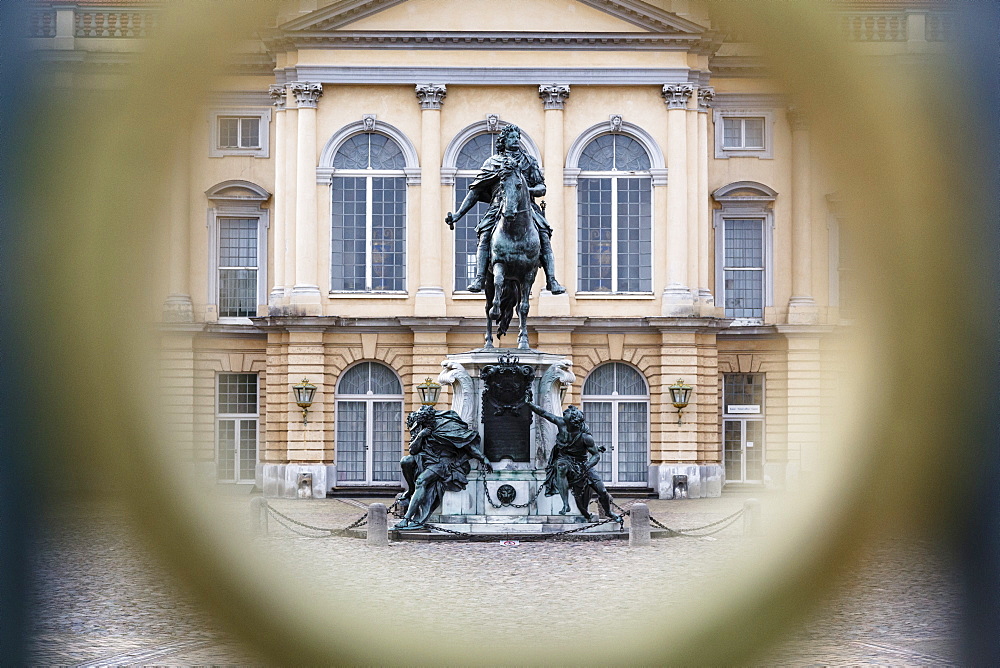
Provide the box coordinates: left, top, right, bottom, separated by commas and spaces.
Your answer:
335, 362, 404, 486
582, 363, 649, 486
722, 373, 765, 483
216, 373, 259, 484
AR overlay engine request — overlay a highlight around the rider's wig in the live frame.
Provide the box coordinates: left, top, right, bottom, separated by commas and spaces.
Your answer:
495, 123, 521, 152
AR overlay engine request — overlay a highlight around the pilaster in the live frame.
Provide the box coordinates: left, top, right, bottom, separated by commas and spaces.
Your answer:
162, 130, 193, 323
290, 82, 323, 314
538, 84, 571, 316
414, 84, 447, 316
696, 87, 715, 311
159, 332, 196, 459
661, 84, 694, 315
407, 321, 457, 414
787, 106, 819, 324
778, 328, 825, 486
284, 327, 328, 463
268, 84, 288, 308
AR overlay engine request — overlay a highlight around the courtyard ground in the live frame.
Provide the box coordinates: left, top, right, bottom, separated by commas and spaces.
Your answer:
27, 492, 961, 666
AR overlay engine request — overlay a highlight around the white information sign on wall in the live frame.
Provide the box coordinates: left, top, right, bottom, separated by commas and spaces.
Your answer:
728, 404, 761, 414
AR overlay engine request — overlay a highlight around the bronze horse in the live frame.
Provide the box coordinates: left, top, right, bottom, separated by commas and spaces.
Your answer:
483, 161, 540, 349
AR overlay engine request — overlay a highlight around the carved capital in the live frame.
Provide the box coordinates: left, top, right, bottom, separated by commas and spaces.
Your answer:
290, 81, 323, 109
697, 86, 716, 111
415, 84, 447, 110
268, 84, 287, 110
661, 83, 694, 109
787, 105, 809, 131
538, 84, 570, 110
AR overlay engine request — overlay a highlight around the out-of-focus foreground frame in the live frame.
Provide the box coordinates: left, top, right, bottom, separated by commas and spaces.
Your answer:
10, 1, 997, 664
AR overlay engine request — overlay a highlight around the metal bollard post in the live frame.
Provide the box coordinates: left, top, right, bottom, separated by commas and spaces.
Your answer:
250, 497, 269, 536
367, 503, 389, 546
629, 502, 651, 547
743, 498, 762, 537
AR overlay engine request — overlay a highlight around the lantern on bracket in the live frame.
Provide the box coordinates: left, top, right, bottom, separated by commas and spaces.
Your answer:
291, 378, 317, 425
668, 378, 693, 425
416, 377, 441, 406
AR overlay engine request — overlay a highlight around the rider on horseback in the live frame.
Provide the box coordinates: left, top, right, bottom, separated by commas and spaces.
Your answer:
445, 124, 566, 295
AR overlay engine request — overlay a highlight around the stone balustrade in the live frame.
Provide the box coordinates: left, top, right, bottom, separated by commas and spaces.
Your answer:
74, 10, 156, 38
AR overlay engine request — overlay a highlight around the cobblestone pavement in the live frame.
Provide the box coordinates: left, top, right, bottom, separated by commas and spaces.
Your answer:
27, 493, 961, 666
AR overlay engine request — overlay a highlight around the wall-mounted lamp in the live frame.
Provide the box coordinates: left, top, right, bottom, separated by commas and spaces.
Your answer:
416, 377, 441, 406
292, 378, 317, 424
668, 378, 693, 425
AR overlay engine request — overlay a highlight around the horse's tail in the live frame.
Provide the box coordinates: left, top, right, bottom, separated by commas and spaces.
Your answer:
494, 279, 521, 338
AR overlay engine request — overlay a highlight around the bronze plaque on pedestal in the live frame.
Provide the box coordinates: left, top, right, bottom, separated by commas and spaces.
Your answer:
481, 356, 534, 462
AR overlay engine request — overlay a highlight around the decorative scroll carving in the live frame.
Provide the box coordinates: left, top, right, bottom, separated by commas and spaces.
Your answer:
538, 84, 571, 110
415, 84, 447, 110
697, 86, 716, 111
661, 83, 694, 109
268, 84, 286, 110
535, 359, 576, 466
437, 360, 477, 427
290, 81, 323, 108
362, 113, 377, 131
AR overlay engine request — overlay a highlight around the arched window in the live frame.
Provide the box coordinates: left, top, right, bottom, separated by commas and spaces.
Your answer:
582, 362, 649, 485
335, 362, 404, 486
576, 134, 652, 293
331, 133, 407, 292
451, 132, 499, 291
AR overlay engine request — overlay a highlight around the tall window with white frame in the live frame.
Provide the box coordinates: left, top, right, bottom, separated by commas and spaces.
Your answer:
722, 218, 766, 319
216, 373, 259, 484
217, 217, 258, 318
577, 134, 652, 293
335, 362, 404, 486
722, 373, 765, 484
582, 362, 649, 486
331, 133, 407, 292
452, 133, 498, 292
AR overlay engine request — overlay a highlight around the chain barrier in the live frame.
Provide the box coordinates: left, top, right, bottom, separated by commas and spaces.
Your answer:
647, 506, 746, 538
262, 503, 368, 538
482, 476, 542, 510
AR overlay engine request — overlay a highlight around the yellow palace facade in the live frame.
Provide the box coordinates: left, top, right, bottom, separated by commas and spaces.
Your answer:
29, 0, 953, 497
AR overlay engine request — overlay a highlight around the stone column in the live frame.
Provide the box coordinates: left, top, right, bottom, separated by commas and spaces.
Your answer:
787, 106, 819, 324
661, 84, 694, 316
778, 327, 825, 490
696, 87, 715, 310
289, 82, 323, 314
538, 84, 571, 316
414, 84, 447, 316
268, 84, 287, 309
685, 87, 700, 304
162, 130, 193, 322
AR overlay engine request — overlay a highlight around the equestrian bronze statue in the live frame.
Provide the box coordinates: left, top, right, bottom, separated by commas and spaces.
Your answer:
446, 124, 565, 349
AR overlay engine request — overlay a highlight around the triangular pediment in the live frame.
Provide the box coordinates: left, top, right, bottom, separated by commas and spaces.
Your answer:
281, 0, 707, 35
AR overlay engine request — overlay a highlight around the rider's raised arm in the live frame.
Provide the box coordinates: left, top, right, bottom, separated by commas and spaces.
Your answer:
525, 400, 562, 426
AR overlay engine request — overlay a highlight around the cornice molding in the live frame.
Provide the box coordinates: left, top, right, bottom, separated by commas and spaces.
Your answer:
276, 65, 692, 86
279, 0, 407, 31
575, 0, 709, 34
266, 31, 717, 53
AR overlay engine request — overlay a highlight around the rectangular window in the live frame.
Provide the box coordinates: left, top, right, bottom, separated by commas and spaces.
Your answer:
453, 176, 490, 292
217, 116, 260, 150
218, 218, 258, 318
722, 117, 765, 150
723, 219, 765, 319
724, 373, 764, 413
578, 177, 651, 293
332, 176, 406, 292
216, 373, 258, 483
